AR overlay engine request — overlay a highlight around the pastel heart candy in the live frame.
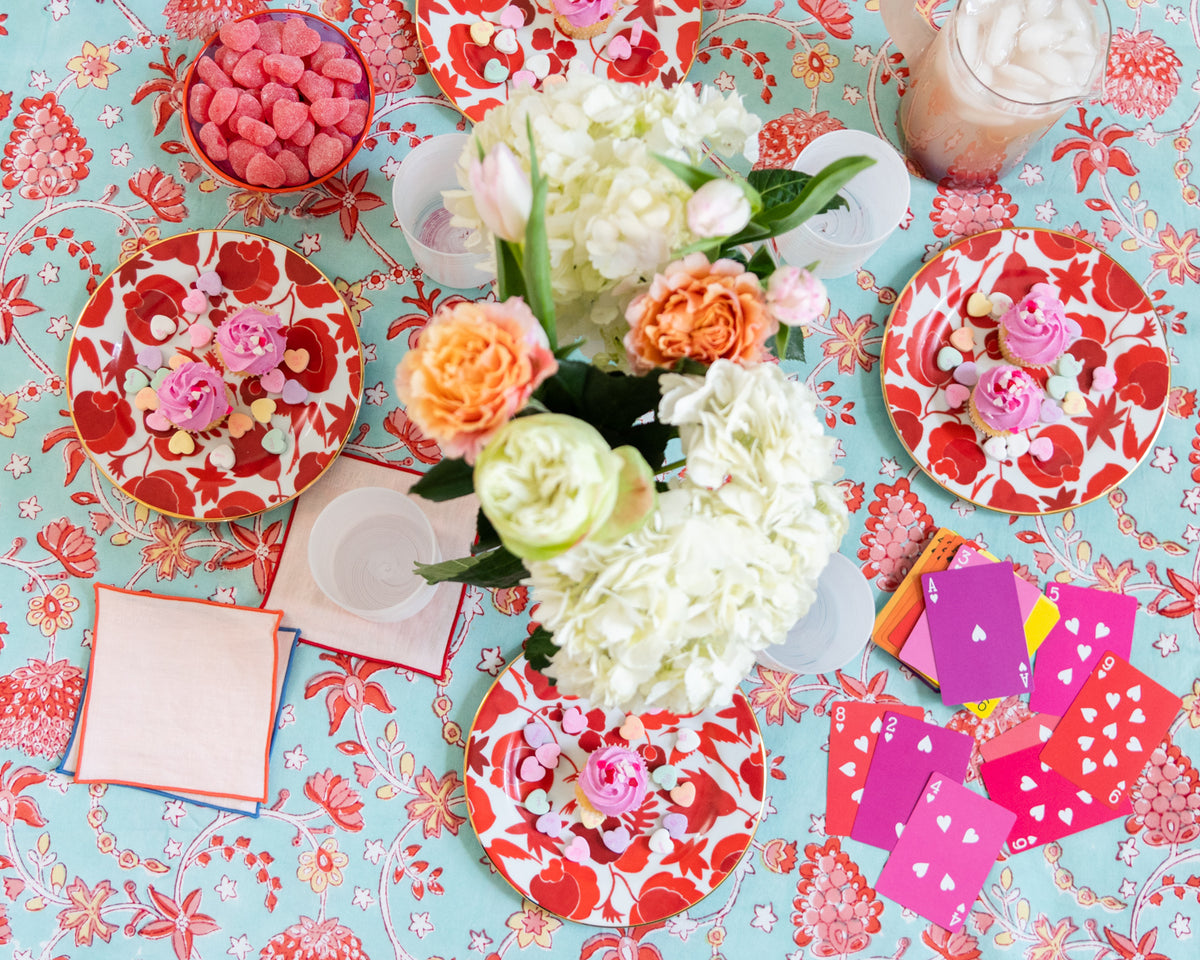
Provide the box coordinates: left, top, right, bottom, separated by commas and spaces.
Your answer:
675, 728, 700, 753
250, 398, 276, 422
1057, 354, 1083, 378
525, 53, 551, 80
578, 805, 604, 829
523, 788, 550, 815
607, 36, 632, 61
1006, 433, 1031, 459
207, 442, 236, 471
952, 360, 979, 386
1062, 390, 1085, 415
469, 20, 494, 45
499, 5, 526, 28
259, 368, 286, 393
669, 782, 696, 807
965, 291, 993, 317
652, 764, 679, 790
511, 69, 537, 88
1040, 399, 1063, 423
482, 59, 509, 83
123, 369, 150, 394
137, 346, 163, 368
168, 353, 188, 370
168, 430, 195, 455
982, 436, 1009, 461
133, 386, 159, 411
227, 412, 254, 438
182, 289, 207, 314
493, 28, 519, 54
523, 722, 552, 749
601, 825, 631, 854
648, 828, 673, 854
944, 383, 969, 409
283, 348, 309, 373
535, 812, 564, 838
1092, 366, 1116, 392
1046, 375, 1071, 400
189, 323, 214, 348
145, 410, 171, 432
1029, 436, 1054, 461
936, 345, 963, 371
281, 380, 309, 405
149, 314, 176, 340
562, 706, 586, 734
988, 292, 1013, 318
150, 368, 170, 390
518, 755, 545, 782
662, 813, 688, 839
619, 714, 645, 741
534, 742, 560, 768
562, 835, 590, 863
261, 428, 288, 455
948, 326, 975, 352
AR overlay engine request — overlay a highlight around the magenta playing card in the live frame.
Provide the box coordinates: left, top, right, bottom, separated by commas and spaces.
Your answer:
849, 712, 974, 851
876, 773, 1015, 932
922, 564, 1032, 706
980, 743, 1130, 852
1030, 583, 1136, 716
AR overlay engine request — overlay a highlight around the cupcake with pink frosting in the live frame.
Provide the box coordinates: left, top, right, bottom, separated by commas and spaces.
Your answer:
968, 364, 1043, 438
215, 307, 286, 378
997, 283, 1081, 370
553, 0, 620, 39
155, 361, 232, 433
575, 745, 648, 818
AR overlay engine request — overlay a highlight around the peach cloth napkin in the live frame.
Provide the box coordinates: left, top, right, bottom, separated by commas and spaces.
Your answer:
74, 585, 282, 802
265, 455, 476, 677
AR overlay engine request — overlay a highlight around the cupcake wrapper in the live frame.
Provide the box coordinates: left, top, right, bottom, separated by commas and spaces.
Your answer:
555, 13, 613, 39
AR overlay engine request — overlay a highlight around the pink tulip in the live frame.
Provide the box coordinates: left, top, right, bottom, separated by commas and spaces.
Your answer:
467, 143, 532, 243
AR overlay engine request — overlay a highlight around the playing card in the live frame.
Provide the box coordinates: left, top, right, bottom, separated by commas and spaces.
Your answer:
923, 563, 1032, 706
826, 701, 924, 836
876, 773, 1016, 932
850, 712, 974, 851
1040, 651, 1182, 808
872, 527, 965, 659
979, 714, 1061, 764
981, 743, 1130, 852
1030, 583, 1135, 716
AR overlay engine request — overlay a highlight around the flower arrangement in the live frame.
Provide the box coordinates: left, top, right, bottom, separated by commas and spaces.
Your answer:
398, 73, 872, 714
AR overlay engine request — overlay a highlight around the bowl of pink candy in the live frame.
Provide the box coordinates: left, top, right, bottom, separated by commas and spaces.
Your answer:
183, 11, 375, 192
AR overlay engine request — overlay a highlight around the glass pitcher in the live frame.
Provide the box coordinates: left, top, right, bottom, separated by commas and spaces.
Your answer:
880, 0, 1111, 185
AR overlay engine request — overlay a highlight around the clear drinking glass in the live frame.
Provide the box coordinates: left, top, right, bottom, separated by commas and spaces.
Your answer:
881, 0, 1111, 185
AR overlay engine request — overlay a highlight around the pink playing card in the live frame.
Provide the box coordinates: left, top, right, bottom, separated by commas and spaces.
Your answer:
1040, 651, 1182, 808
849, 712, 974, 851
876, 773, 1016, 932
1030, 583, 1135, 716
981, 743, 1130, 852
825, 701, 924, 836
923, 564, 1032, 706
979, 714, 1061, 764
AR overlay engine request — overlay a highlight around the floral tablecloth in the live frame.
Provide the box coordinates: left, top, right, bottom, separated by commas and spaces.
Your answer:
1, 1, 1199, 958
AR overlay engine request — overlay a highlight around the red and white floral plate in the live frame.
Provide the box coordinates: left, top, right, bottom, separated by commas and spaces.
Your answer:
66, 230, 363, 521
464, 656, 765, 925
415, 0, 702, 122
881, 228, 1169, 515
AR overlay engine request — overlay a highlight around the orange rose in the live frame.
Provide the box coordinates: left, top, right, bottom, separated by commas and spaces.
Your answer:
624, 253, 777, 372
394, 298, 557, 464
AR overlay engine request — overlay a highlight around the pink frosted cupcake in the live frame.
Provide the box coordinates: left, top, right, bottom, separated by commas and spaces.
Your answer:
968, 364, 1042, 438
155, 361, 232, 433
215, 307, 286, 378
553, 0, 620, 38
997, 283, 1081, 370
575, 745, 648, 818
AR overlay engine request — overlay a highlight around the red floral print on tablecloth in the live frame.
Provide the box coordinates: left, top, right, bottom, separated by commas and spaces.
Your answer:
304, 653, 396, 735
1102, 29, 1181, 119
260, 915, 371, 959
858, 478, 935, 591
56, 877, 117, 947
0, 658, 83, 759
305, 769, 366, 831
791, 837, 883, 957
0, 93, 92, 201
1124, 738, 1200, 846
1051, 110, 1137, 194
162, 0, 267, 39
923, 923, 982, 960
37, 518, 97, 578
128, 167, 188, 223
755, 109, 844, 170
931, 182, 1018, 240
351, 0, 427, 93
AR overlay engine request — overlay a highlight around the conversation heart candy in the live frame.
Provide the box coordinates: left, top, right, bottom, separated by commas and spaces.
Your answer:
662, 813, 688, 839
1092, 366, 1116, 392
525, 53, 551, 80
250, 398, 276, 422
562, 706, 586, 734
499, 5, 526, 28
936, 346, 963, 371
145, 410, 171, 432
952, 360, 979, 386
1029, 436, 1054, 461
982, 436, 1009, 461
168, 430, 195, 455
648, 829, 673, 854
512, 69, 536, 88
523, 788, 550, 815
988, 291, 1013, 318
578, 804, 604, 829
1006, 433, 1031, 458
1062, 390, 1086, 415
535, 812, 564, 838
619, 714, 645, 741
150, 368, 170, 390
123, 369, 150, 394
518, 756, 545, 782
182, 288, 207, 314
534, 743, 560, 768
482, 59, 509, 83
669, 782, 696, 807
227, 411, 254, 438
607, 36, 632, 60
283, 348, 309, 372
601, 826, 631, 854
208, 442, 236, 470
168, 353, 188, 370
149, 315, 176, 340
944, 383, 970, 409
136, 346, 163, 368
965, 291, 993, 317
1057, 354, 1083, 378
258, 368, 286, 393
189, 323, 213, 348
563, 835, 590, 863
261, 428, 289, 455
523, 722, 552, 748
133, 386, 159, 411
651, 764, 679, 790
1046, 375, 1071, 400
493, 28, 519, 54
675, 728, 700, 753
948, 325, 975, 352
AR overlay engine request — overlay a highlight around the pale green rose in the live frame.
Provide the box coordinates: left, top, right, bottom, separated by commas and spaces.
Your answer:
474, 413, 655, 561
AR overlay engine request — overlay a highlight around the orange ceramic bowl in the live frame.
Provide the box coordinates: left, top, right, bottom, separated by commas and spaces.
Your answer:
181, 10, 375, 193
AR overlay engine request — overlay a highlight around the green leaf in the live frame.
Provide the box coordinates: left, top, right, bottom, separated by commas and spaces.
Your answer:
770, 326, 806, 362
522, 118, 556, 349
411, 457, 475, 501
524, 625, 559, 675
744, 244, 776, 282
495, 238, 525, 303
753, 155, 876, 239
747, 168, 823, 210
414, 547, 528, 588
534, 359, 591, 417
471, 508, 501, 555
652, 152, 720, 191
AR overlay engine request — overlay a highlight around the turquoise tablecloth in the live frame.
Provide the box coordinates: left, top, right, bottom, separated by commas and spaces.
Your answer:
1, 1, 1198, 958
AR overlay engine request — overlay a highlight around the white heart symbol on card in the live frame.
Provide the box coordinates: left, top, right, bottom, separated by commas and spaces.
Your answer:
884, 732, 893, 742
839, 761, 856, 777
971, 624, 987, 643
1040, 725, 1054, 741
1102, 722, 1118, 739
1065, 617, 1080, 634
940, 874, 955, 892
1040, 762, 1050, 772
913, 861, 929, 878
1077, 736, 1094, 751
1126, 684, 1142, 702
936, 814, 952, 832
1081, 708, 1098, 723
1082, 758, 1097, 774
1128, 708, 1146, 723
1105, 692, 1121, 709
1057, 668, 1074, 685
1030, 804, 1046, 821
962, 828, 979, 844
895, 822, 905, 837
1058, 807, 1074, 825
851, 789, 863, 802
1020, 776, 1038, 791
1098, 669, 1108, 679
1095, 623, 1110, 639
1103, 749, 1119, 768
870, 717, 882, 734
917, 735, 933, 754
1078, 789, 1093, 803
1126, 736, 1142, 753
854, 736, 869, 753
835, 722, 844, 732
1077, 644, 1092, 661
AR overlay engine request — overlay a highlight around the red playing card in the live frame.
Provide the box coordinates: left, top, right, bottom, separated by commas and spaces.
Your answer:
981, 743, 1130, 852
826, 701, 924, 836
978, 714, 1061, 764
1040, 651, 1181, 809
